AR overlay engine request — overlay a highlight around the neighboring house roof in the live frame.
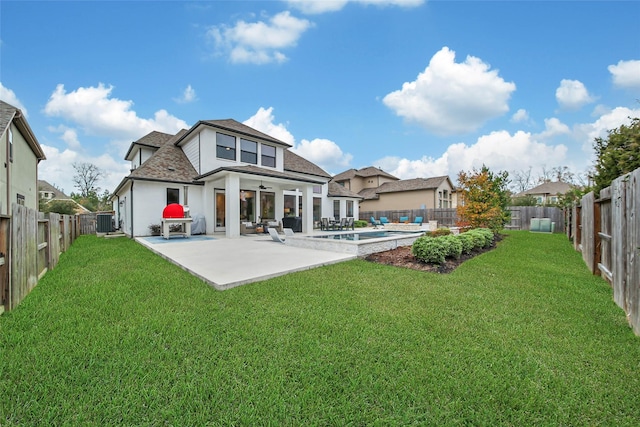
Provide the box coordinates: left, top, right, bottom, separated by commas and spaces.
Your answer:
327, 182, 363, 199
38, 179, 70, 199
175, 119, 291, 148
332, 166, 399, 181
516, 181, 573, 197
375, 176, 451, 194
284, 150, 331, 179
0, 100, 46, 160
358, 187, 380, 200
124, 131, 174, 160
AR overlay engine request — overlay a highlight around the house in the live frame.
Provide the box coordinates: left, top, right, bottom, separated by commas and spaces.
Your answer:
514, 181, 573, 205
333, 166, 456, 213
38, 179, 90, 214
111, 119, 362, 237
0, 101, 46, 214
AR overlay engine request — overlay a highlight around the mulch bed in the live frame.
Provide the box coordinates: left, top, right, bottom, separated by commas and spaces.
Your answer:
364, 234, 504, 274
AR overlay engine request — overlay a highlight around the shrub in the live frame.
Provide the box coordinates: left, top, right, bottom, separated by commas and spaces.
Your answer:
465, 230, 486, 250
440, 234, 463, 259
475, 228, 495, 247
429, 228, 452, 237
148, 224, 161, 235
457, 232, 476, 254
354, 220, 369, 228
412, 236, 448, 264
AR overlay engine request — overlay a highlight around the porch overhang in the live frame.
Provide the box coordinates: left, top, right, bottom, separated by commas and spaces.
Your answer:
195, 165, 325, 187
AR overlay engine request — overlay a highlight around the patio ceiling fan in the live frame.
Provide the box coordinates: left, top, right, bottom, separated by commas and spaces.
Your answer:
258, 181, 272, 190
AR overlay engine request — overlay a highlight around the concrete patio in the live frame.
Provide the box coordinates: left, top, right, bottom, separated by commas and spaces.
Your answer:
136, 233, 356, 290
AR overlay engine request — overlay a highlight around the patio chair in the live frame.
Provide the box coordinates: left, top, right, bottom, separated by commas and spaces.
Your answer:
380, 217, 389, 224
413, 216, 423, 225
346, 217, 354, 230
370, 216, 382, 228
283, 228, 295, 237
399, 216, 409, 223
337, 217, 347, 230
268, 227, 285, 243
321, 217, 330, 231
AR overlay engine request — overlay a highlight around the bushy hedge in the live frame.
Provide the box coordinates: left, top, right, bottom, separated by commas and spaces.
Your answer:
412, 228, 496, 264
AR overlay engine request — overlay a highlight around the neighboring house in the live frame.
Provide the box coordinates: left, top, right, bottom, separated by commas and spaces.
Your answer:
333, 166, 456, 212
38, 179, 90, 214
515, 181, 573, 205
0, 101, 46, 214
111, 119, 361, 237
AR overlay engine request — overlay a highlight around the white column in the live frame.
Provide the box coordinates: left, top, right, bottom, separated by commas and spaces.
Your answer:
302, 184, 314, 233
226, 174, 240, 238
275, 188, 284, 223
204, 182, 215, 235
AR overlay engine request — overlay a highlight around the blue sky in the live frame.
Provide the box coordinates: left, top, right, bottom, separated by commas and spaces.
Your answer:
1, 0, 639, 196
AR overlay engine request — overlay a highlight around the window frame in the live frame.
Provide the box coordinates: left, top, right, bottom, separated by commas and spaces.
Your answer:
166, 188, 180, 205
261, 144, 276, 168
216, 132, 236, 161
240, 138, 258, 164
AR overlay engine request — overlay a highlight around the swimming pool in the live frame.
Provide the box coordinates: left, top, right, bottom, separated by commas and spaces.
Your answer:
313, 230, 418, 241
286, 230, 424, 256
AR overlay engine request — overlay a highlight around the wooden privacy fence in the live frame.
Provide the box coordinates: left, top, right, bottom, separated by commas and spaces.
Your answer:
1, 204, 79, 313
361, 206, 564, 232
572, 167, 639, 334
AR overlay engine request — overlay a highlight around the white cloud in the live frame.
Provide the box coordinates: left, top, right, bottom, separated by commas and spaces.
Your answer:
374, 130, 569, 181
208, 11, 313, 64
555, 79, 595, 110
574, 106, 640, 154
44, 83, 188, 144
0, 82, 28, 116
243, 106, 352, 173
174, 84, 197, 104
608, 59, 640, 89
243, 107, 295, 145
511, 108, 530, 123
47, 125, 82, 150
292, 138, 353, 173
536, 117, 570, 140
39, 145, 129, 197
286, 0, 424, 14
383, 46, 516, 135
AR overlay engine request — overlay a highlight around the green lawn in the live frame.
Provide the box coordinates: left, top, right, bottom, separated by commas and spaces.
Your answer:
1, 231, 639, 425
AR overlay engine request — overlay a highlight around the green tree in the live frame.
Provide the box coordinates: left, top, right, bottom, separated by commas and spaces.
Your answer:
592, 117, 640, 196
72, 162, 103, 198
40, 200, 78, 215
456, 165, 511, 233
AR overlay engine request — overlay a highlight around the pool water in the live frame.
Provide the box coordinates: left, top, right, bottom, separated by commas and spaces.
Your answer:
314, 230, 420, 241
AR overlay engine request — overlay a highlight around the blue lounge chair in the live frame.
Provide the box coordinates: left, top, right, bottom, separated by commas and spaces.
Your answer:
399, 216, 409, 223
380, 217, 389, 224
413, 216, 423, 225
370, 216, 382, 228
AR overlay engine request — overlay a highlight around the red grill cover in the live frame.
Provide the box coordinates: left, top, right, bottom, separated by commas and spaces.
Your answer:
162, 203, 184, 218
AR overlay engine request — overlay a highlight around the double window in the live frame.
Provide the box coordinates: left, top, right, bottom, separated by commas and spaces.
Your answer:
216, 132, 236, 161
240, 139, 257, 164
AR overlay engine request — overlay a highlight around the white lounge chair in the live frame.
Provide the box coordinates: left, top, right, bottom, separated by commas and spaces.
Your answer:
283, 228, 295, 237
268, 227, 285, 243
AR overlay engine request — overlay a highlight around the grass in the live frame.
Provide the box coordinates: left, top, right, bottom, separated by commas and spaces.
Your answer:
1, 231, 639, 425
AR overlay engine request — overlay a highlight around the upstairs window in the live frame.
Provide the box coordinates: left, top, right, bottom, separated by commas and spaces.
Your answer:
216, 132, 236, 161
261, 145, 276, 168
8, 128, 13, 163
240, 139, 257, 164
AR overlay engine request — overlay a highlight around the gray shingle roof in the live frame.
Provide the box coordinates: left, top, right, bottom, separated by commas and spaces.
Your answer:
38, 180, 70, 199
327, 182, 363, 199
358, 187, 380, 200
516, 181, 573, 197
333, 166, 399, 181
196, 164, 325, 185
284, 150, 331, 178
124, 131, 174, 160
129, 129, 198, 183
176, 119, 291, 148
375, 176, 450, 193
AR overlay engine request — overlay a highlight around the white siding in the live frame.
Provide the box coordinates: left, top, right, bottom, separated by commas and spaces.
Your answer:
182, 134, 201, 174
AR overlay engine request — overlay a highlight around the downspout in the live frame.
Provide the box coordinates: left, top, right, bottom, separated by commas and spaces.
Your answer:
5, 122, 12, 214
130, 181, 134, 238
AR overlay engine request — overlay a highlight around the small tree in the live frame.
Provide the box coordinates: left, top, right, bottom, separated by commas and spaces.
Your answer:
456, 165, 511, 233
592, 117, 640, 196
72, 162, 103, 198
41, 200, 78, 215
